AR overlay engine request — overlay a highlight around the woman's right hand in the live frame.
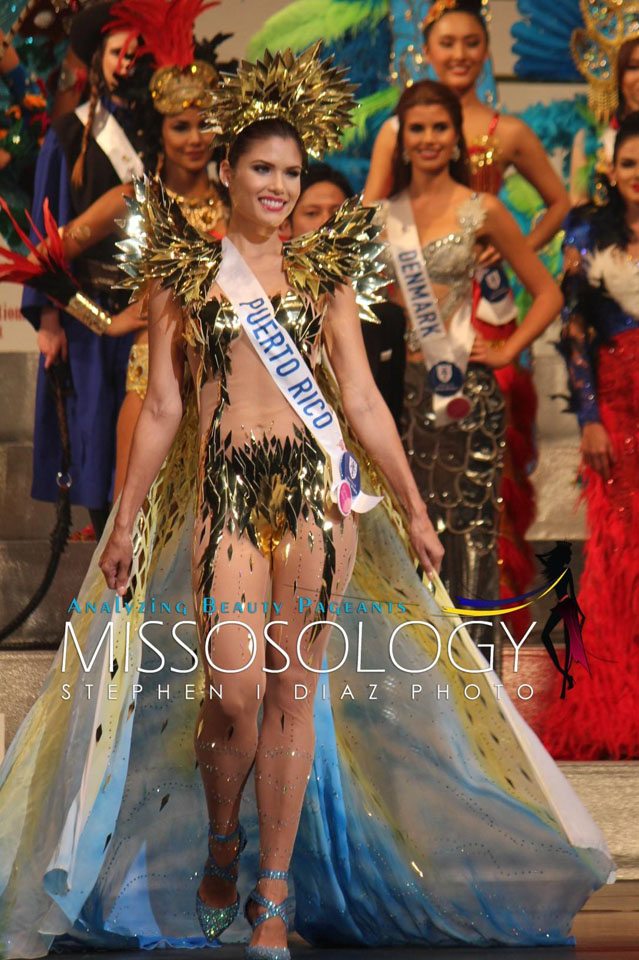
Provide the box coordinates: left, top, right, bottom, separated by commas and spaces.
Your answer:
107, 301, 148, 337
99, 524, 133, 595
581, 422, 615, 480
37, 308, 68, 369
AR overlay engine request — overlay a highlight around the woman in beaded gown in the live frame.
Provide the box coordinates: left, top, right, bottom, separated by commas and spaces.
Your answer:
381, 78, 561, 620
535, 113, 639, 760
0, 44, 613, 960
366, 0, 569, 617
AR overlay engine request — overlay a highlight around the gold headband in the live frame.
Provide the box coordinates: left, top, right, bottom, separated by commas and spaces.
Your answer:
423, 0, 459, 30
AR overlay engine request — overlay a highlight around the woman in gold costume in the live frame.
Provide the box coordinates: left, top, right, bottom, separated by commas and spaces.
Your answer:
365, 0, 569, 619
0, 43, 613, 960
102, 44, 443, 960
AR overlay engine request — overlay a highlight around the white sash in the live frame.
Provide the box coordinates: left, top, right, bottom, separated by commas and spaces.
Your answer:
387, 191, 474, 425
215, 238, 382, 517
75, 101, 144, 184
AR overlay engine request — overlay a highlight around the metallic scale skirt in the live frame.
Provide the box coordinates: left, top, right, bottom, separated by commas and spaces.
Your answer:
401, 361, 506, 607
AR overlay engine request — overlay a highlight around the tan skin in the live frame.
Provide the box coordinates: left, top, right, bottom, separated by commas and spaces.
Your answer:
570, 40, 639, 204
364, 11, 569, 263
285, 180, 348, 237
37, 30, 140, 369
569, 136, 639, 479
391, 104, 563, 369
98, 133, 444, 953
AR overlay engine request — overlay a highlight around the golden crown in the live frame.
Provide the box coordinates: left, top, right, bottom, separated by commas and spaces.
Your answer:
204, 42, 357, 157
572, 0, 639, 123
150, 61, 219, 115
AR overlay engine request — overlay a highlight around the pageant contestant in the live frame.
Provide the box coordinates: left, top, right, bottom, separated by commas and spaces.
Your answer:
536, 113, 639, 761
287, 162, 406, 428
382, 79, 561, 615
365, 0, 569, 612
56, 0, 230, 499
0, 44, 612, 960
21, 0, 145, 538
570, 4, 639, 204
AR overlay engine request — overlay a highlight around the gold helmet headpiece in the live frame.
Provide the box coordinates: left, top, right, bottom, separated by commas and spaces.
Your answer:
572, 0, 639, 124
204, 42, 357, 158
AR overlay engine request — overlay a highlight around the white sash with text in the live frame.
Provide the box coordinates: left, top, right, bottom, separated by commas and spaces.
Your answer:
215, 238, 381, 516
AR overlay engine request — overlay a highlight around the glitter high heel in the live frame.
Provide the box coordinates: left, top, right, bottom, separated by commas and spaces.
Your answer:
195, 822, 247, 941
244, 868, 291, 960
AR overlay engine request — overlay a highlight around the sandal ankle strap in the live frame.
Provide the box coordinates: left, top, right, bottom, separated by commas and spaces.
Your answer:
204, 822, 247, 883
258, 868, 288, 882
245, 888, 288, 931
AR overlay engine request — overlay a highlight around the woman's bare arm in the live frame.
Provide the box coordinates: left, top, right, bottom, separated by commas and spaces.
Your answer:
100, 282, 185, 593
363, 118, 397, 203
470, 195, 563, 368
323, 284, 444, 576
504, 117, 570, 252
61, 183, 134, 259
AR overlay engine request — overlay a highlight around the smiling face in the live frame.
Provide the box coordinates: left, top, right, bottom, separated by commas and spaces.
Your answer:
423, 12, 487, 94
620, 41, 639, 115
612, 135, 639, 206
161, 108, 214, 174
401, 102, 459, 175
290, 181, 348, 236
101, 31, 137, 92
220, 135, 304, 230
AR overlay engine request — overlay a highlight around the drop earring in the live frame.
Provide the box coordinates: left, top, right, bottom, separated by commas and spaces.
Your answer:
402, 149, 410, 164
451, 144, 461, 161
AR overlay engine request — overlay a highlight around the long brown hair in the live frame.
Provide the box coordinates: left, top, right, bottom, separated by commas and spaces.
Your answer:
390, 79, 469, 195
618, 38, 639, 119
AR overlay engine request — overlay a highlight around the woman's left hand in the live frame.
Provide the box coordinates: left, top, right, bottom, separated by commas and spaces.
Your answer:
409, 508, 444, 579
469, 334, 514, 369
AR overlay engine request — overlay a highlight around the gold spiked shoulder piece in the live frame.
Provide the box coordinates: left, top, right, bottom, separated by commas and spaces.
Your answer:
283, 197, 388, 323
117, 176, 222, 309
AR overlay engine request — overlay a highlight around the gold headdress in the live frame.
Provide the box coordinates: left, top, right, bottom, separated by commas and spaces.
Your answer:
107, 0, 220, 114
572, 0, 639, 123
204, 42, 357, 158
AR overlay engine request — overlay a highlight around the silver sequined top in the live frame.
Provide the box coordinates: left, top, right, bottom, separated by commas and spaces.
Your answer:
384, 192, 486, 351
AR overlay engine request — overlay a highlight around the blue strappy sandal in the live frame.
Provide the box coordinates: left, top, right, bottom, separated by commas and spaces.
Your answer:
244, 868, 291, 960
195, 822, 247, 941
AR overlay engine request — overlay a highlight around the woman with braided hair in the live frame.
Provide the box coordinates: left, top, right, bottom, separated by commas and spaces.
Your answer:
41, 0, 232, 500
21, 1, 145, 539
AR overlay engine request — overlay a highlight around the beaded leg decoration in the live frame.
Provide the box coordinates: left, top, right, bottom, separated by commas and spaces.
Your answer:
244, 869, 291, 960
196, 822, 247, 941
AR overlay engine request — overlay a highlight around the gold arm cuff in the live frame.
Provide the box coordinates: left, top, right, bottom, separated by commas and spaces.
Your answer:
66, 292, 112, 334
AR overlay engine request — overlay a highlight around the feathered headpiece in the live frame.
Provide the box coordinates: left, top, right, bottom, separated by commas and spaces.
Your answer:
107, 0, 220, 113
572, 0, 639, 124
203, 42, 357, 158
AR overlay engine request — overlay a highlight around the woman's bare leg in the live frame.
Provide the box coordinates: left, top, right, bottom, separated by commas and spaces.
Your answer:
248, 511, 358, 949
192, 517, 271, 910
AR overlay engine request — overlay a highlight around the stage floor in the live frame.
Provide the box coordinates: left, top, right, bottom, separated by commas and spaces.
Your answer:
48, 883, 638, 960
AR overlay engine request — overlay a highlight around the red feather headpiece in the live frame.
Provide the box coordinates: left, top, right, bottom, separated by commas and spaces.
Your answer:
107, 0, 221, 113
